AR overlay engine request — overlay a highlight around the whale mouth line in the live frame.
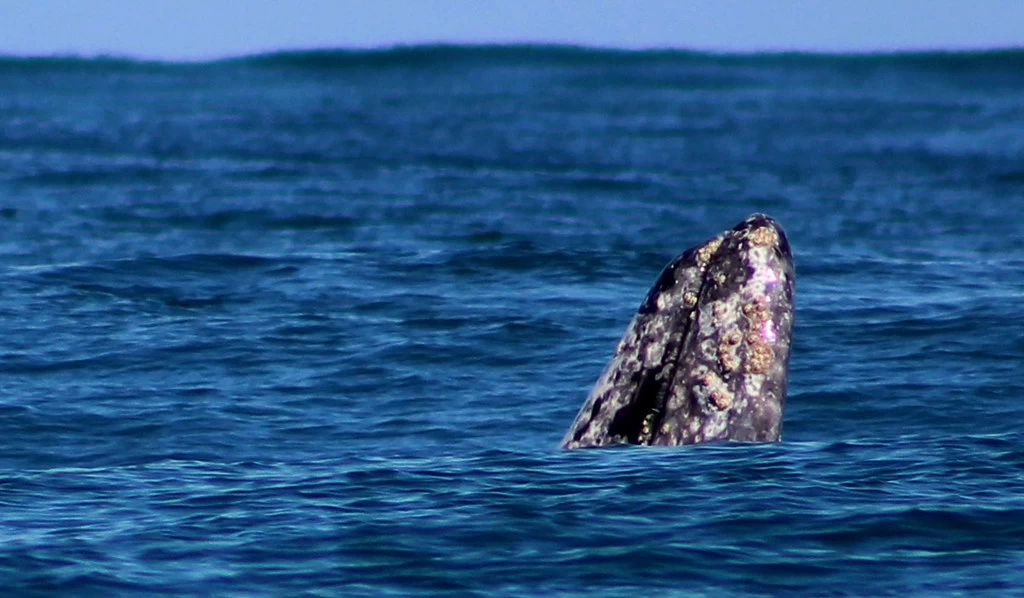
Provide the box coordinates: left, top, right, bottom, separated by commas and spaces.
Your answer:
561, 213, 795, 449
607, 251, 719, 445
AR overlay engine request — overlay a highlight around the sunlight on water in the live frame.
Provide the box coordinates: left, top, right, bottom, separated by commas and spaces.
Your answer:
1, 46, 1023, 596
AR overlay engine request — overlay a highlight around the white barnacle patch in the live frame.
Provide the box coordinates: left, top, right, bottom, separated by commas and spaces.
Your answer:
748, 225, 779, 247
693, 368, 733, 411
743, 297, 769, 324
746, 341, 773, 374
696, 238, 722, 267
717, 326, 743, 368
639, 410, 661, 445
710, 388, 733, 409
718, 344, 740, 373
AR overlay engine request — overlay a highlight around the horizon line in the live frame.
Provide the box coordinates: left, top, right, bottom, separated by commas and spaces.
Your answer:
1, 41, 1021, 64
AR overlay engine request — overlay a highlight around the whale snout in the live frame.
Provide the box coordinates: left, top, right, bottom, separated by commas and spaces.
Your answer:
561, 213, 795, 449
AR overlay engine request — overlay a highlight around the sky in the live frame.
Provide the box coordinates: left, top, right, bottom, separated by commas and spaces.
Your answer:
0, 0, 1021, 60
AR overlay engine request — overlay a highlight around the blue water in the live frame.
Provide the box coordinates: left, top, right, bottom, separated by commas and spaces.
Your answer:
2, 45, 1023, 596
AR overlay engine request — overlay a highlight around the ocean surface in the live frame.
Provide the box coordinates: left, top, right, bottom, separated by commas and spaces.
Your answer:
1, 45, 1023, 596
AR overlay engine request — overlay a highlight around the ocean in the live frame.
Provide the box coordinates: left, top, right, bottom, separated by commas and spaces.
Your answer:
1, 45, 1023, 596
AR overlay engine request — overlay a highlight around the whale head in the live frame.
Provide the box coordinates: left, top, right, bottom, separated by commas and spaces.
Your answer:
561, 213, 795, 448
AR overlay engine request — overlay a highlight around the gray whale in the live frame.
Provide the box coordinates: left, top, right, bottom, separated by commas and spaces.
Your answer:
561, 214, 795, 448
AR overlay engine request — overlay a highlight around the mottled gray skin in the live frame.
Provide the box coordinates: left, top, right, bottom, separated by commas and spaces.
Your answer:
561, 214, 794, 449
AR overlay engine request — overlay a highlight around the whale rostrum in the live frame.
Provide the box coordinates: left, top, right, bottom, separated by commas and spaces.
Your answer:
561, 214, 795, 449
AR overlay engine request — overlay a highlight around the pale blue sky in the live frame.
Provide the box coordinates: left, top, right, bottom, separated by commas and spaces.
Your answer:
1, 0, 1021, 59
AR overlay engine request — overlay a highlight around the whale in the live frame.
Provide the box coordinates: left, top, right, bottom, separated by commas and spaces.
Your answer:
561, 213, 794, 449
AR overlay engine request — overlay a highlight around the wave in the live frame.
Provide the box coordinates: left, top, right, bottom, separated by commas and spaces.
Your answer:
2, 44, 1022, 74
